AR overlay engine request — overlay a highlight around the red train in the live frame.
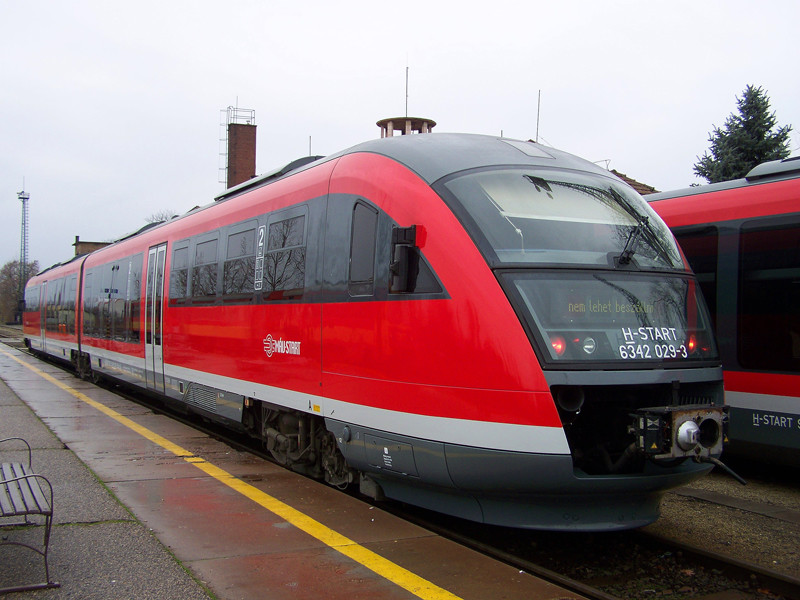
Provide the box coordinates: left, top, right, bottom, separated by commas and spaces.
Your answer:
649, 157, 800, 465
24, 134, 726, 530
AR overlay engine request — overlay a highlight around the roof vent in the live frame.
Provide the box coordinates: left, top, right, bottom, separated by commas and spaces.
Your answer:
745, 156, 800, 182
377, 117, 436, 137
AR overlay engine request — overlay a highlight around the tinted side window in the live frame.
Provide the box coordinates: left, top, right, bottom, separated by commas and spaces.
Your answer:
192, 236, 219, 303
738, 219, 800, 372
79, 255, 143, 342
223, 223, 257, 302
674, 226, 719, 331
46, 278, 64, 333
95, 264, 112, 338
128, 254, 143, 343
25, 285, 40, 313
349, 202, 378, 297
83, 271, 95, 336
109, 256, 143, 343
110, 263, 127, 341
169, 243, 189, 305
264, 214, 306, 300
66, 274, 77, 335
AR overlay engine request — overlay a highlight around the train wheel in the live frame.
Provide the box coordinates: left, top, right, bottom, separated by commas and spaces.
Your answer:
320, 430, 355, 489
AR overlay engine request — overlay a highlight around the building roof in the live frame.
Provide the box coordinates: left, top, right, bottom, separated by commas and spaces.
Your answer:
611, 169, 660, 195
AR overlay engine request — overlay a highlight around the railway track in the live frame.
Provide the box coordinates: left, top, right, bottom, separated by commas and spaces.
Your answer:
4, 333, 800, 600
0, 323, 23, 340
388, 503, 800, 600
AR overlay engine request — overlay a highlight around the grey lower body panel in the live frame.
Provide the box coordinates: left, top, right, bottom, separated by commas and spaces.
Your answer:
326, 418, 713, 531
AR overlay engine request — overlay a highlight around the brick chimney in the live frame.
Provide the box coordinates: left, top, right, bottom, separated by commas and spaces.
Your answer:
227, 122, 257, 188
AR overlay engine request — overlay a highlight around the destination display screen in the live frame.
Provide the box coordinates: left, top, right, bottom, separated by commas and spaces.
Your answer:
506, 271, 718, 364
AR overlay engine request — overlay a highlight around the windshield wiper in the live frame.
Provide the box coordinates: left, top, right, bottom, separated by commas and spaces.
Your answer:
617, 216, 648, 266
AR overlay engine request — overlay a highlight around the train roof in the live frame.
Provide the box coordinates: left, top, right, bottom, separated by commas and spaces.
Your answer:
216, 133, 619, 203
31, 135, 637, 276
648, 155, 800, 202
29, 252, 85, 279
333, 133, 614, 184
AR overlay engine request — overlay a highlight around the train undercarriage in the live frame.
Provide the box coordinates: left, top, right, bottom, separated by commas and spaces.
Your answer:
242, 400, 356, 489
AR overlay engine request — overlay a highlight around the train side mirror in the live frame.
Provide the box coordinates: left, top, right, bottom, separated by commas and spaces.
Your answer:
390, 225, 419, 293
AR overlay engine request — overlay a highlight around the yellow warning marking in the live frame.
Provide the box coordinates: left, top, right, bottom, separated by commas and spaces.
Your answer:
1, 348, 461, 600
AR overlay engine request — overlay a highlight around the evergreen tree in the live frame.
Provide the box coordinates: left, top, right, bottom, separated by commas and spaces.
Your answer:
694, 85, 792, 183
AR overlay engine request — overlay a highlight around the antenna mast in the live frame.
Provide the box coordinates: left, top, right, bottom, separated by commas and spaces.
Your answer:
536, 90, 541, 143
405, 65, 409, 118
17, 187, 30, 323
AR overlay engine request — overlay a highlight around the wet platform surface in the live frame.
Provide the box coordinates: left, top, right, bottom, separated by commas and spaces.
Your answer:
0, 345, 584, 599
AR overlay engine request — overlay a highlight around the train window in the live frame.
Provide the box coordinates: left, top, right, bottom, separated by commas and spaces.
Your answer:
223, 223, 257, 301
66, 275, 77, 335
169, 243, 189, 305
89, 268, 102, 338
673, 226, 719, 330
24, 285, 39, 313
110, 263, 127, 341
738, 219, 800, 372
45, 280, 54, 332
83, 271, 95, 336
45, 278, 64, 333
410, 258, 443, 295
108, 256, 143, 343
97, 266, 109, 338
128, 254, 143, 343
77, 255, 144, 342
264, 213, 306, 300
349, 202, 377, 296
442, 168, 683, 270
55, 278, 65, 333
191, 236, 219, 302
95, 264, 112, 338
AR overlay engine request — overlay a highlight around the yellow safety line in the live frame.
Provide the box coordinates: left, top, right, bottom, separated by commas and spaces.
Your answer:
0, 348, 461, 600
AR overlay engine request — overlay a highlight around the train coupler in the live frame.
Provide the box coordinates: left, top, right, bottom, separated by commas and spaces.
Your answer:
632, 405, 726, 461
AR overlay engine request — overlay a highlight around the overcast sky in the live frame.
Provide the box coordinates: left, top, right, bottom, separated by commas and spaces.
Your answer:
2, 0, 798, 271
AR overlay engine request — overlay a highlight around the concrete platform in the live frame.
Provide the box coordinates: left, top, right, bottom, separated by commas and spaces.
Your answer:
0, 345, 584, 600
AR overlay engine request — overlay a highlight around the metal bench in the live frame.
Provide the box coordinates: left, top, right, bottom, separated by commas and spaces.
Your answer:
0, 437, 59, 593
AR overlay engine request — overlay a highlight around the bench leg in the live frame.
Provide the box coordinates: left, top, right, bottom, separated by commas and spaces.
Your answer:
0, 515, 60, 593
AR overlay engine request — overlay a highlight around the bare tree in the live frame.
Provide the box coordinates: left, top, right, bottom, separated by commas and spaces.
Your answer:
0, 259, 40, 323
145, 209, 178, 224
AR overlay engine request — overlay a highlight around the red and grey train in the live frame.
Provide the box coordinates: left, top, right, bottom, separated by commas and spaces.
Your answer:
649, 156, 800, 465
24, 134, 726, 531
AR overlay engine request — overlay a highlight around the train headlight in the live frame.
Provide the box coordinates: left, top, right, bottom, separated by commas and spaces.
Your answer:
555, 386, 584, 413
550, 335, 567, 356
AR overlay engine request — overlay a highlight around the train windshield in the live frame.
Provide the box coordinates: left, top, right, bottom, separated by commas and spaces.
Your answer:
442, 168, 684, 270
502, 271, 718, 365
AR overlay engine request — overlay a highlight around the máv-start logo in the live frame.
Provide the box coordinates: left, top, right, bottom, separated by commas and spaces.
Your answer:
263, 334, 301, 357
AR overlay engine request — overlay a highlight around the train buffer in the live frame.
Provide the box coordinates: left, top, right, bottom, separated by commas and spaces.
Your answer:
0, 437, 59, 593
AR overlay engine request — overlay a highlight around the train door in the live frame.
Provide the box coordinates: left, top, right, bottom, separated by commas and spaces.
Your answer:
145, 244, 167, 393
